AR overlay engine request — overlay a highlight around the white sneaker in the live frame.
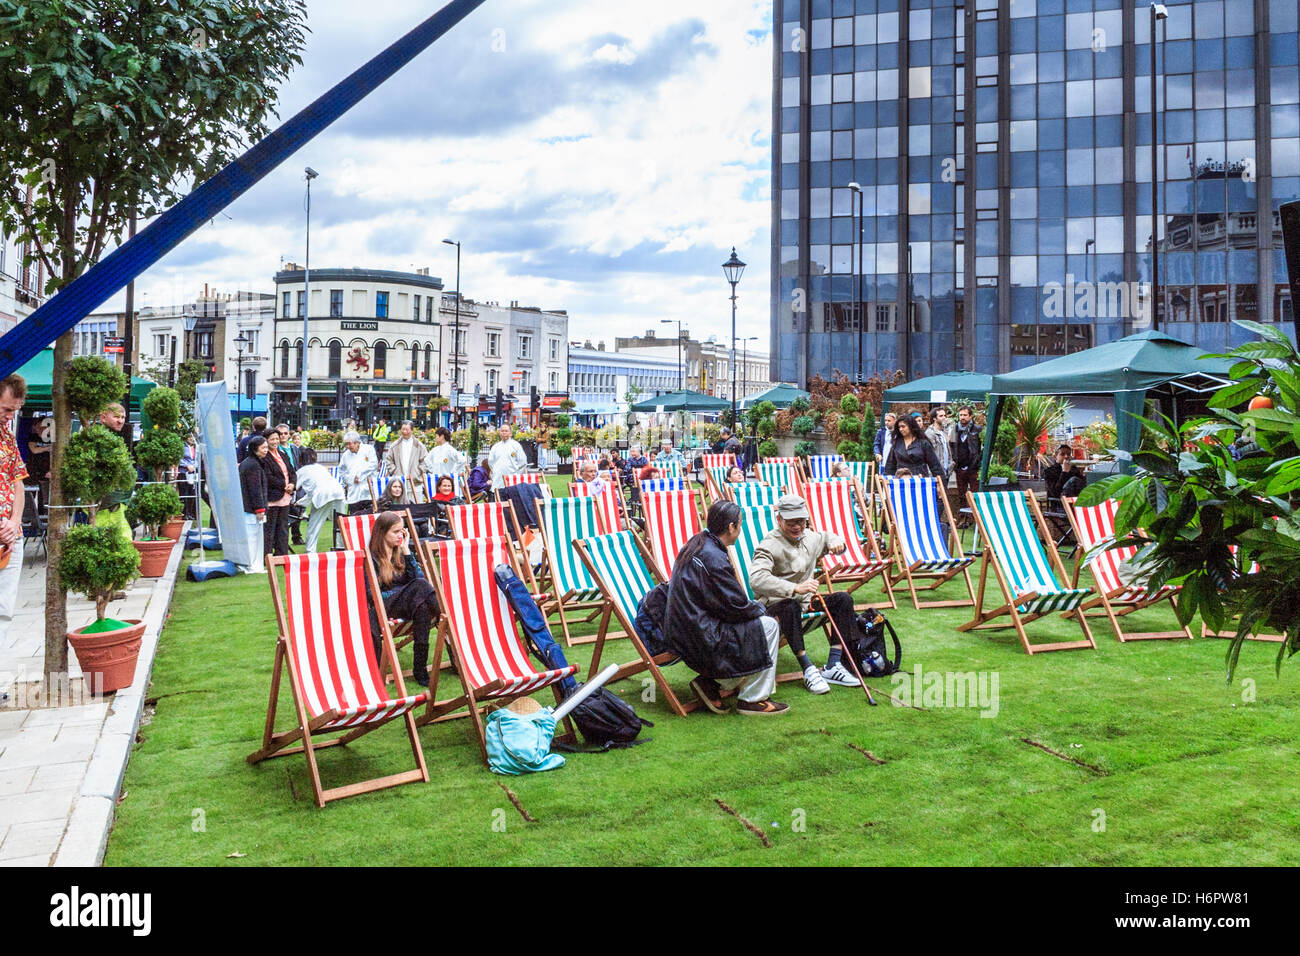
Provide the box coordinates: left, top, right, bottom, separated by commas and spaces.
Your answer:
803, 664, 830, 695
821, 661, 861, 687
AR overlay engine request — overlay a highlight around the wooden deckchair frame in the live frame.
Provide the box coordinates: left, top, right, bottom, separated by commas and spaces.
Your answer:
879, 475, 975, 609
574, 533, 696, 717
419, 539, 578, 762
1061, 497, 1193, 642
535, 496, 619, 646
641, 488, 704, 579
959, 489, 1097, 654
248, 553, 429, 807
701, 466, 733, 506
803, 479, 896, 610
568, 477, 634, 536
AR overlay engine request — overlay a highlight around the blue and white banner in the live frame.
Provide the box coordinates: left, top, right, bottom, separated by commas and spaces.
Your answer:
196, 381, 255, 567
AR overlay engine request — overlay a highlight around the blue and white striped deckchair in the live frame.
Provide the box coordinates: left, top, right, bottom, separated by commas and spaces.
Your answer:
730, 482, 781, 511
368, 472, 400, 505
959, 490, 1096, 654
883, 476, 975, 609
640, 477, 686, 495
804, 454, 844, 483
536, 496, 607, 647
424, 472, 470, 503
574, 530, 692, 717
728, 505, 827, 682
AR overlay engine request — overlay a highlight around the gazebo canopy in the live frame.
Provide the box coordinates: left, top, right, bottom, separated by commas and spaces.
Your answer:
631, 389, 731, 413
883, 370, 993, 406
980, 330, 1235, 479
16, 348, 156, 412
739, 383, 811, 409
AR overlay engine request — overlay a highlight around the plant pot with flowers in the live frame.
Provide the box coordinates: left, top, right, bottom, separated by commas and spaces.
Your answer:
126, 483, 182, 577
61, 524, 144, 694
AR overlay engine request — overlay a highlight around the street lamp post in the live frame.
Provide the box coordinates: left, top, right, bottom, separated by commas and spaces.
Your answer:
660, 318, 686, 391
442, 238, 461, 427
722, 248, 746, 429
233, 331, 250, 426
848, 182, 865, 382
741, 335, 758, 402
302, 167, 318, 425
1150, 3, 1168, 331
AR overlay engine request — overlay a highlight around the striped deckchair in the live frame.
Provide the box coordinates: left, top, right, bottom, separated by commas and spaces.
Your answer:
574, 531, 693, 717
754, 460, 800, 496
729, 505, 825, 683
803, 479, 895, 608
960, 490, 1096, 654
804, 454, 845, 483
882, 475, 975, 609
247, 552, 429, 807
536, 495, 608, 646
569, 479, 629, 534
730, 482, 781, 511
368, 472, 400, 505
656, 459, 684, 480
641, 488, 702, 578
422, 538, 579, 762
445, 500, 539, 593
641, 477, 686, 494
701, 453, 737, 471
502, 472, 546, 488
1061, 497, 1192, 642
703, 466, 733, 505
423, 472, 470, 503
335, 512, 414, 652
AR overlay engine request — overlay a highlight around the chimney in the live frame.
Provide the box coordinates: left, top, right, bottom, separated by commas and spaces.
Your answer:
645, 330, 655, 338
598, 341, 605, 351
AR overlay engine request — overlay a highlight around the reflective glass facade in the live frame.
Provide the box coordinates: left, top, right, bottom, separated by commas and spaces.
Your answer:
771, 0, 1300, 384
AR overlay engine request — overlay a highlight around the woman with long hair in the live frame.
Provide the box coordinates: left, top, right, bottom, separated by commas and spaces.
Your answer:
367, 511, 440, 686
883, 414, 945, 479
429, 474, 466, 538
376, 476, 406, 512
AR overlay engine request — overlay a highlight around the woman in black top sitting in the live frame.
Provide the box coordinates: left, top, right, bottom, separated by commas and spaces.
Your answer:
429, 474, 466, 539
883, 414, 946, 480
366, 510, 440, 686
376, 476, 407, 513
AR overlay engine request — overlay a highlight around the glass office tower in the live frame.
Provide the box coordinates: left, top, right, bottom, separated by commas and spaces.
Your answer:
771, 0, 1300, 385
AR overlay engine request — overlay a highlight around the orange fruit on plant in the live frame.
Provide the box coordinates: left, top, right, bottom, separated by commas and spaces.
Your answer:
1248, 395, 1274, 410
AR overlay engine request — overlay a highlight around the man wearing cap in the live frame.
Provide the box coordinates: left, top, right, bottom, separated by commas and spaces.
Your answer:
750, 493, 862, 693
339, 431, 379, 514
654, 438, 685, 469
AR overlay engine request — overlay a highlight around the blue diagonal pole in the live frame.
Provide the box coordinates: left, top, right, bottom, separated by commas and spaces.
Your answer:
0, 0, 488, 376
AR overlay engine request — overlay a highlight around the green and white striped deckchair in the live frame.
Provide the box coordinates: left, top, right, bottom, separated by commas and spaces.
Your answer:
574, 531, 692, 717
960, 489, 1096, 654
536, 496, 607, 647
730, 482, 781, 511
703, 466, 732, 504
729, 506, 827, 680
754, 460, 799, 495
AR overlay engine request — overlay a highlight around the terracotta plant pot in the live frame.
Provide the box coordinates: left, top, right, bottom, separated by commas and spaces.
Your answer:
160, 516, 186, 540
68, 619, 146, 694
133, 538, 175, 578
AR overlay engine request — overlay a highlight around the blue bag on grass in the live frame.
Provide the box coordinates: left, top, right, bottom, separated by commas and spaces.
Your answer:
485, 708, 566, 775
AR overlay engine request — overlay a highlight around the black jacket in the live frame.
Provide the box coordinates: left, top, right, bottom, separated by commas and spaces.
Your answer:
260, 447, 297, 504
953, 421, 982, 471
663, 531, 770, 679
884, 435, 946, 479
1044, 461, 1085, 499
239, 455, 268, 514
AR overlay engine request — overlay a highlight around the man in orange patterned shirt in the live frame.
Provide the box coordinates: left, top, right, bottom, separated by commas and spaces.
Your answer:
0, 374, 28, 642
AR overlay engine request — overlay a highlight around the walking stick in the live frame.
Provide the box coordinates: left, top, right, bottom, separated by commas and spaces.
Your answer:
814, 592, 877, 706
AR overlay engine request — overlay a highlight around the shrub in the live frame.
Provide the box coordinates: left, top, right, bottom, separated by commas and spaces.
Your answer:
987, 463, 1018, 481
127, 483, 182, 540
135, 429, 185, 482
794, 440, 817, 458
837, 440, 865, 460
757, 419, 775, 440
790, 396, 811, 414
60, 424, 135, 514
556, 441, 573, 461
993, 420, 1018, 465
839, 394, 861, 415
758, 439, 778, 459
64, 356, 129, 425
142, 386, 181, 431
860, 405, 877, 448
837, 415, 861, 443
1081, 416, 1117, 456
239, 416, 252, 431
792, 415, 817, 437
554, 414, 570, 428
59, 525, 141, 622
468, 420, 481, 463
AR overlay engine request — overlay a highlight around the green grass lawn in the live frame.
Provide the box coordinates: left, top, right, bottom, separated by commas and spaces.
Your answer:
105, 479, 1300, 866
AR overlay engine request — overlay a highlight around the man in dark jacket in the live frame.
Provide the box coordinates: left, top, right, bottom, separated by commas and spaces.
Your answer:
664, 501, 788, 716
236, 416, 267, 463
952, 406, 982, 527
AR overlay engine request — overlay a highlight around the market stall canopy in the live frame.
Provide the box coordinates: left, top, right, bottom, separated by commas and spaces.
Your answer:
16, 348, 156, 412
883, 370, 993, 406
739, 383, 811, 409
980, 331, 1235, 479
630, 389, 731, 413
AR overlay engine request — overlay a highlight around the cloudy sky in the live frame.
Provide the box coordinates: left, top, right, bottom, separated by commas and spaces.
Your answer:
130, 0, 774, 351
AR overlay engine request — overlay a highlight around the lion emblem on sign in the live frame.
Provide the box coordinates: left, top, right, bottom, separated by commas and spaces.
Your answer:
346, 345, 370, 373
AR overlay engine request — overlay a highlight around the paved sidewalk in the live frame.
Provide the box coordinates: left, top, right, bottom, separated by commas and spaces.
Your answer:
0, 536, 184, 866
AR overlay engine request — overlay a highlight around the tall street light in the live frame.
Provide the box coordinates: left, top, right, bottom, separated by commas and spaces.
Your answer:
660, 318, 686, 390
442, 238, 461, 427
1150, 3, 1168, 331
740, 335, 759, 402
233, 330, 250, 426
848, 181, 865, 382
722, 248, 746, 429
302, 166, 319, 425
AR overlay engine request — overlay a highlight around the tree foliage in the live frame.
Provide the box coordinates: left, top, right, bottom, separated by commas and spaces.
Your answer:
142, 385, 181, 430
60, 524, 141, 621
60, 423, 135, 512
64, 356, 128, 424
126, 482, 181, 540
134, 429, 184, 481
1075, 321, 1300, 678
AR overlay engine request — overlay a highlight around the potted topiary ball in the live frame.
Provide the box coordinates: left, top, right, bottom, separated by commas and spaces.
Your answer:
126, 482, 182, 577
61, 524, 144, 693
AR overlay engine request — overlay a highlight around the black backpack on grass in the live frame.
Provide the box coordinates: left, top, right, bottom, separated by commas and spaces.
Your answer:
561, 686, 653, 752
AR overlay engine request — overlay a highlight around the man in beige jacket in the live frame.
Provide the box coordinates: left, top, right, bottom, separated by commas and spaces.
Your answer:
750, 494, 861, 695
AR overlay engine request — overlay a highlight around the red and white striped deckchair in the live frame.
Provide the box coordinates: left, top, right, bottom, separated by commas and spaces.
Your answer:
758, 456, 804, 495
641, 488, 702, 578
247, 552, 429, 807
446, 500, 541, 593
803, 479, 895, 608
501, 472, 547, 489
1200, 545, 1285, 642
336, 512, 413, 650
422, 538, 580, 762
569, 478, 630, 534
701, 453, 737, 471
1063, 497, 1192, 642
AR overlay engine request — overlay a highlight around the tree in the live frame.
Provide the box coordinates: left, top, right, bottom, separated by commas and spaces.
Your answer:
0, 0, 309, 687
